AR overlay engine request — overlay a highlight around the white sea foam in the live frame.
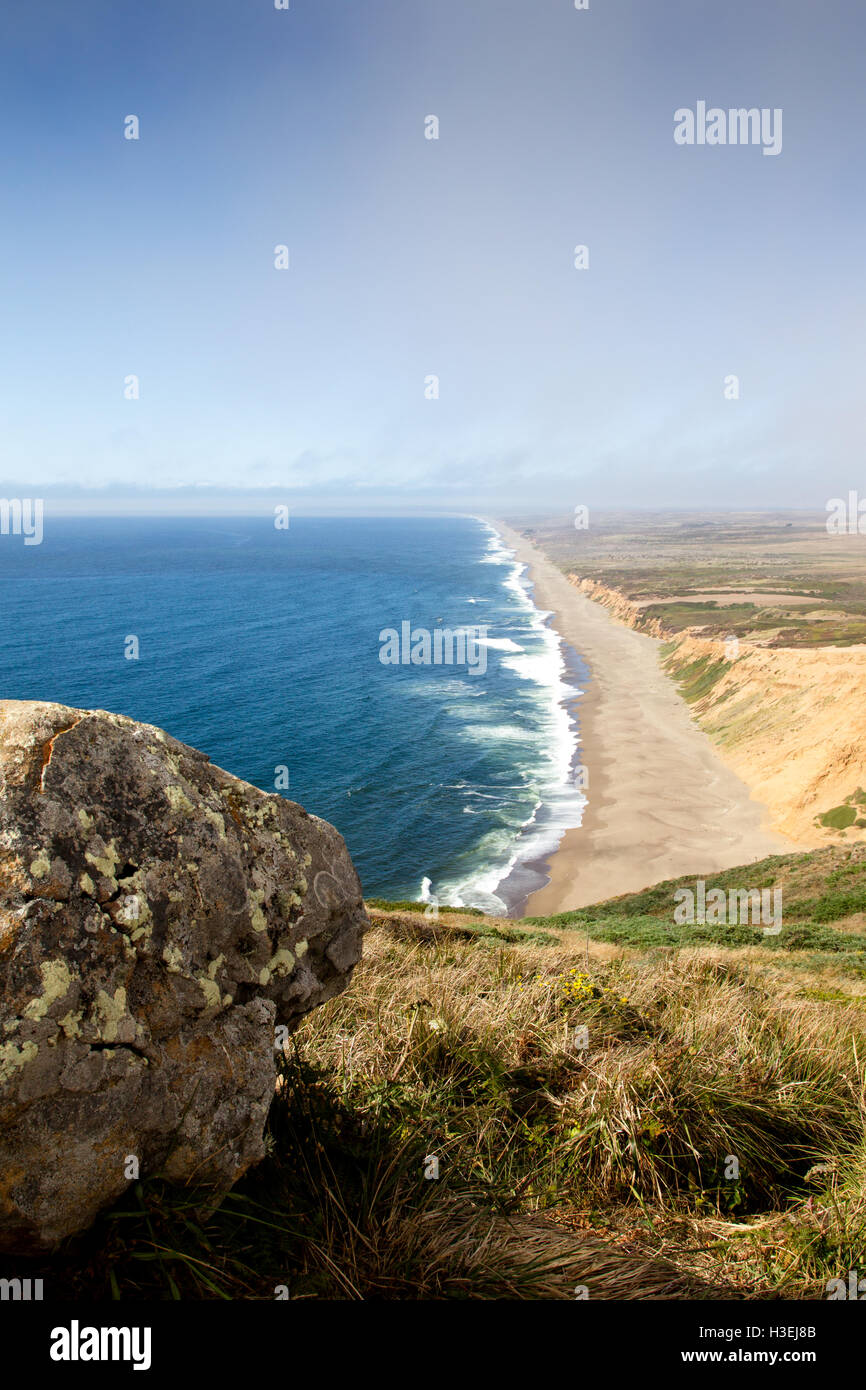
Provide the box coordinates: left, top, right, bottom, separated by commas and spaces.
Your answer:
410, 676, 487, 698
459, 722, 537, 744
431, 520, 586, 914
475, 636, 523, 652
478, 534, 513, 565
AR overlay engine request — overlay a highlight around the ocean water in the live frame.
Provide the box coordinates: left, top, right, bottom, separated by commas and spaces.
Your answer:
0, 514, 585, 913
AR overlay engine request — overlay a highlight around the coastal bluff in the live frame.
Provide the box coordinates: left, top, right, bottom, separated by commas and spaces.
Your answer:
570, 577, 866, 847
0, 700, 368, 1252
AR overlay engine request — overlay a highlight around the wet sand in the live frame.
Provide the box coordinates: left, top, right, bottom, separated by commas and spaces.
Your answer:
495, 523, 793, 915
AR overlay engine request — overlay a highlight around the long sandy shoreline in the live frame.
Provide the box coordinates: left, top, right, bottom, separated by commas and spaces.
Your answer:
495, 523, 794, 916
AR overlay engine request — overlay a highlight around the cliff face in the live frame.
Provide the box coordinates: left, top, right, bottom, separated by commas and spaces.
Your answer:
0, 700, 368, 1251
571, 577, 667, 638
567, 575, 866, 847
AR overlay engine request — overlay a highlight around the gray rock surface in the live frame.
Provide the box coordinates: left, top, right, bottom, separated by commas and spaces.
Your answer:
0, 700, 368, 1251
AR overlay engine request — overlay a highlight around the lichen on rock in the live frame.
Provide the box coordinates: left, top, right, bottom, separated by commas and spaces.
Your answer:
0, 699, 368, 1251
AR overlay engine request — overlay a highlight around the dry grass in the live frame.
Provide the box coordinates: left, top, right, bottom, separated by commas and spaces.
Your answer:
289, 914, 866, 1298
10, 909, 866, 1299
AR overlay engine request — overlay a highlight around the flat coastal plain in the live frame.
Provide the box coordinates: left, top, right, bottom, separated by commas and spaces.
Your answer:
495, 523, 793, 915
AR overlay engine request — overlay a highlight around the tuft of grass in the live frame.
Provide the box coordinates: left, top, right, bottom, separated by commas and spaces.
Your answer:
365, 897, 486, 917
818, 805, 858, 831
523, 847, 866, 977
666, 655, 733, 704
370, 909, 556, 950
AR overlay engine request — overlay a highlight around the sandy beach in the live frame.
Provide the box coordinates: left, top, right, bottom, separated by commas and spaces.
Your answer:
495, 523, 794, 916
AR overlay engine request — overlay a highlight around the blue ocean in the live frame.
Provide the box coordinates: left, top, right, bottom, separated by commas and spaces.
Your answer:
0, 515, 585, 913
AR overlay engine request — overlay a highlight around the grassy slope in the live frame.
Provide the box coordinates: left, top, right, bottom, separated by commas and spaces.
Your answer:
10, 848, 866, 1301
525, 845, 866, 978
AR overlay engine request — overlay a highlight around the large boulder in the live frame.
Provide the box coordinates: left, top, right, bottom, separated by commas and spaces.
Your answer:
0, 700, 368, 1251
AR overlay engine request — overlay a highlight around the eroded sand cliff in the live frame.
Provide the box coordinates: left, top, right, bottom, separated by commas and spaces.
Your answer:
570, 576, 866, 847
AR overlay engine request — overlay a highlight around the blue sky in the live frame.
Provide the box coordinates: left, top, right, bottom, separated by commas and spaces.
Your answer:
0, 0, 862, 511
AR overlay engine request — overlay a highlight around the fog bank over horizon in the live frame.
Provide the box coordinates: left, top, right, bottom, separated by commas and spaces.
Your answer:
1, 487, 839, 522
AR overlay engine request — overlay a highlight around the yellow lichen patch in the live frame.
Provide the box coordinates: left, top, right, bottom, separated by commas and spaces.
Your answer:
204, 808, 227, 840
94, 987, 128, 1042
162, 943, 185, 974
268, 948, 295, 980
85, 839, 120, 880
241, 803, 268, 830
0, 1039, 38, 1084
58, 1010, 82, 1040
259, 946, 296, 986
251, 907, 267, 933
116, 876, 153, 942
79, 873, 96, 895
296, 877, 308, 897
165, 784, 196, 817
77, 809, 94, 831
206, 953, 225, 980
295, 939, 308, 958
248, 890, 268, 933
23, 959, 73, 1021
197, 976, 222, 1011
29, 853, 51, 880
118, 895, 145, 927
